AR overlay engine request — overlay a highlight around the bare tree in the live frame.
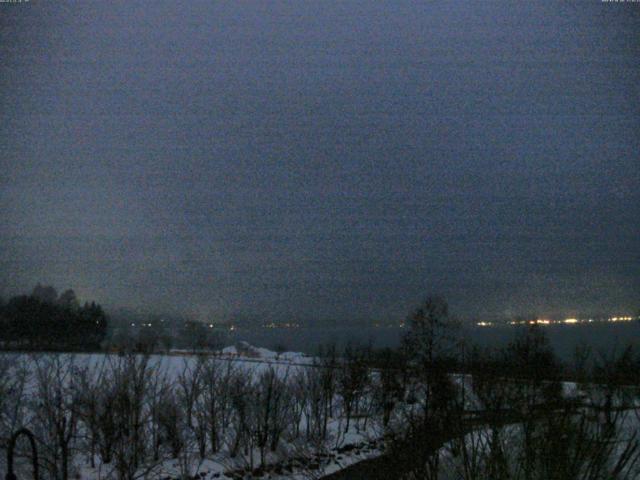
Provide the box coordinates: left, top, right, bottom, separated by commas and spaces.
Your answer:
300, 365, 328, 445
31, 355, 80, 480
337, 344, 369, 433
248, 366, 292, 467
176, 358, 206, 458
146, 363, 172, 463
318, 345, 338, 438
289, 369, 307, 439
227, 369, 253, 462
438, 338, 640, 480
372, 348, 406, 428
106, 354, 157, 480
75, 359, 109, 469
403, 295, 460, 368
195, 356, 235, 455
156, 385, 205, 480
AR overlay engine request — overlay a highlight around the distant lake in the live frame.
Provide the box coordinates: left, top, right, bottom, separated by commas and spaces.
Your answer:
229, 322, 640, 361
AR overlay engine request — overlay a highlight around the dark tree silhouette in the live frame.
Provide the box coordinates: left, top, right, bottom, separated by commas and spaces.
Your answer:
0, 286, 108, 350
403, 295, 460, 368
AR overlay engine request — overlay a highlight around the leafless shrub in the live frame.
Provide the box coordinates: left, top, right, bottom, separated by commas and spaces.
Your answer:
200, 357, 236, 455
176, 358, 206, 459
104, 354, 157, 480
31, 355, 80, 480
337, 344, 370, 433
226, 368, 253, 463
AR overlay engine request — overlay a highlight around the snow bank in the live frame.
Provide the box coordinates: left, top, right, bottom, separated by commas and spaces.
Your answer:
217, 342, 311, 364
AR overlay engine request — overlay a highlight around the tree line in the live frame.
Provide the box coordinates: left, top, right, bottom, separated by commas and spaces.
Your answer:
0, 284, 108, 351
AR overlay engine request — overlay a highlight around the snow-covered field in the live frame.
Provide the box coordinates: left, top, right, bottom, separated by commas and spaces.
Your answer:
2, 345, 638, 480
0, 344, 388, 480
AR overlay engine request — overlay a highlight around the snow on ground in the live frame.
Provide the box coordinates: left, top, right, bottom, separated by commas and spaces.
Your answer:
0, 344, 384, 480
7, 346, 633, 479
214, 342, 312, 365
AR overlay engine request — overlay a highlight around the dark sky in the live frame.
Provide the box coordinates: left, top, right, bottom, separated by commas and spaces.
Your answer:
1, 1, 638, 322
